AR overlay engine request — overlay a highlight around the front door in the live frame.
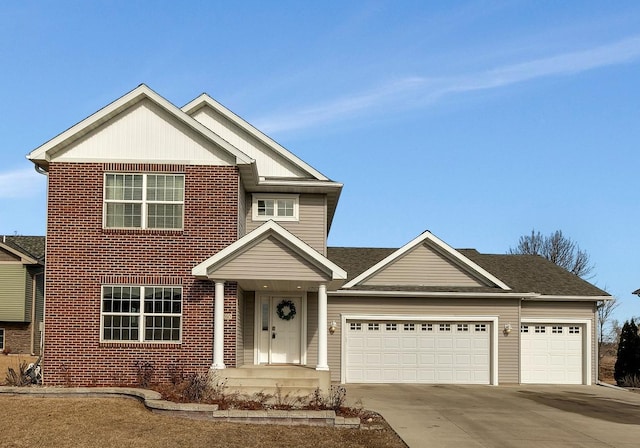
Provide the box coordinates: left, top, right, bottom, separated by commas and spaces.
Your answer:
258, 296, 302, 364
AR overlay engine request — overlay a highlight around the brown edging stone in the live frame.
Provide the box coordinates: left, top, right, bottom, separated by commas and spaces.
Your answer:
0, 386, 360, 428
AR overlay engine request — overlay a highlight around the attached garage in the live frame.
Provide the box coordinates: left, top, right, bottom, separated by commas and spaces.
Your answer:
520, 321, 589, 384
343, 317, 497, 384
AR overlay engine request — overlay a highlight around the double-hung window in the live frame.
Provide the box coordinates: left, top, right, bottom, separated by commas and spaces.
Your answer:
104, 173, 184, 229
101, 285, 182, 342
252, 194, 299, 221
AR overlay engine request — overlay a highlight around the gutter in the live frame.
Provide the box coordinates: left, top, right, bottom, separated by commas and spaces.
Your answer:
328, 290, 540, 299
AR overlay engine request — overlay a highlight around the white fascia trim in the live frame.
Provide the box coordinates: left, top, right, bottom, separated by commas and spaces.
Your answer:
182, 94, 329, 181
255, 179, 344, 190
520, 317, 592, 385
340, 314, 499, 386
329, 290, 537, 298
0, 242, 38, 265
27, 85, 254, 166
342, 230, 511, 290
191, 220, 347, 280
523, 295, 611, 302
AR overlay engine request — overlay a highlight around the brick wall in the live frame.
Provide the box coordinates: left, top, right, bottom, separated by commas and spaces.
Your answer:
0, 322, 32, 354
43, 162, 240, 386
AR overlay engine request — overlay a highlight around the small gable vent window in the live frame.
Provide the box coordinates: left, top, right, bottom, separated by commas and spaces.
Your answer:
104, 173, 184, 230
252, 194, 299, 222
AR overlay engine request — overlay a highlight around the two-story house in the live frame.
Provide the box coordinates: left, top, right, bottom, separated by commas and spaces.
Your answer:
0, 236, 45, 355
27, 85, 608, 389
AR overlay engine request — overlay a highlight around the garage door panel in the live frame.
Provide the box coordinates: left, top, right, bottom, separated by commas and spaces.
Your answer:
346, 319, 491, 384
521, 323, 583, 384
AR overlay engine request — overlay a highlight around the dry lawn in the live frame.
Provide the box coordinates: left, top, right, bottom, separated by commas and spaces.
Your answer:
0, 395, 406, 448
0, 355, 37, 382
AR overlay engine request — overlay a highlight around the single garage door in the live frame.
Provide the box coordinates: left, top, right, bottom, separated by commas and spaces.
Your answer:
345, 320, 490, 384
521, 324, 583, 384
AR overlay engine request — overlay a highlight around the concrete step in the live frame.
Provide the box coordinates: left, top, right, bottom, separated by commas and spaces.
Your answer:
225, 377, 319, 388
213, 366, 330, 397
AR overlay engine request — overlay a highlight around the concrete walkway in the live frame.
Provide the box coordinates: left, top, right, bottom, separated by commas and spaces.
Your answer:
346, 384, 640, 448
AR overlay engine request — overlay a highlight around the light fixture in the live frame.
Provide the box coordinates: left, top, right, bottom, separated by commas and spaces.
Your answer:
329, 321, 337, 335
503, 323, 512, 335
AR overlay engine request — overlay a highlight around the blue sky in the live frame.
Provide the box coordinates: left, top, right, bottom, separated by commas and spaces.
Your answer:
1, 1, 639, 325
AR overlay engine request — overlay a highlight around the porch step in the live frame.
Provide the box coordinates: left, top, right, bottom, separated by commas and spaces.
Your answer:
213, 366, 330, 397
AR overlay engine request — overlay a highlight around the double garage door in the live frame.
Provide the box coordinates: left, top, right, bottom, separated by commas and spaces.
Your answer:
345, 320, 491, 384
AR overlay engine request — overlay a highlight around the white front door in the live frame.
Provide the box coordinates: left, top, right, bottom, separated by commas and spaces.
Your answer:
258, 296, 302, 364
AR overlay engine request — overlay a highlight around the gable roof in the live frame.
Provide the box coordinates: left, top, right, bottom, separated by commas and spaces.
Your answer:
27, 84, 254, 170
338, 230, 511, 290
0, 236, 45, 264
183, 94, 330, 181
192, 220, 346, 287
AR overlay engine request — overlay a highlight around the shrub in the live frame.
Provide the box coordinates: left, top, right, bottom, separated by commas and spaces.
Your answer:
614, 319, 640, 386
5, 361, 32, 387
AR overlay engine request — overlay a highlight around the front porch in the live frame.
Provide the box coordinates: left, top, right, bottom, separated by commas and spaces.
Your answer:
218, 365, 331, 397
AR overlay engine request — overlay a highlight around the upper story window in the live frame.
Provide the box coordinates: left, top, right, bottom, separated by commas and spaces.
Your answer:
104, 174, 184, 229
252, 194, 299, 222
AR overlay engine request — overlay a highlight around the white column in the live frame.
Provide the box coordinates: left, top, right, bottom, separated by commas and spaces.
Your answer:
212, 281, 226, 369
316, 284, 329, 371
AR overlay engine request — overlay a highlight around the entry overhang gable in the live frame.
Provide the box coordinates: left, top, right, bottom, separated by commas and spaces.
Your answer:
192, 221, 347, 290
341, 230, 511, 291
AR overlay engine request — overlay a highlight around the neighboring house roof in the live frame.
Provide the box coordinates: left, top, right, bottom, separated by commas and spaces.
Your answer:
1, 236, 45, 264
327, 244, 609, 298
633, 289, 640, 295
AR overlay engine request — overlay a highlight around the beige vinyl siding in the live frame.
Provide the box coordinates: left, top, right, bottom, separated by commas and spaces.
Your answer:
56, 99, 235, 166
246, 194, 326, 255
306, 292, 318, 367
212, 236, 330, 282
190, 107, 309, 178
363, 243, 486, 287
521, 301, 597, 383
327, 297, 520, 383
243, 292, 255, 366
0, 264, 27, 321
0, 247, 20, 261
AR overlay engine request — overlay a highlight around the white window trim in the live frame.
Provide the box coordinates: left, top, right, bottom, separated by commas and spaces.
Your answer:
340, 315, 499, 385
100, 285, 183, 344
103, 173, 185, 230
251, 194, 299, 222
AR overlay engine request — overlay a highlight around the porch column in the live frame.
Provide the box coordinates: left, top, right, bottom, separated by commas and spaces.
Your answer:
316, 283, 329, 371
212, 281, 226, 369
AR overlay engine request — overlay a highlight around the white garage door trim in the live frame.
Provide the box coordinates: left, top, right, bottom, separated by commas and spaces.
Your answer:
520, 318, 591, 385
340, 315, 499, 385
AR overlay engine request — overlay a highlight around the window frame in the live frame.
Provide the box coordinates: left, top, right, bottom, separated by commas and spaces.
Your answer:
100, 285, 183, 344
251, 194, 299, 222
103, 173, 185, 230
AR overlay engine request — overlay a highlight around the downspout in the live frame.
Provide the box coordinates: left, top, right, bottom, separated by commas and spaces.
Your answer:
31, 271, 43, 355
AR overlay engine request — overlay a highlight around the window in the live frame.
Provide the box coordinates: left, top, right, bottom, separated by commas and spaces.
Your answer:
552, 326, 563, 334
422, 323, 433, 332
0, 328, 4, 351
252, 194, 299, 221
368, 323, 380, 331
457, 324, 469, 332
520, 325, 529, 333
386, 323, 397, 331
439, 323, 451, 332
534, 326, 546, 334
403, 323, 415, 331
569, 326, 580, 334
350, 322, 362, 331
101, 285, 182, 342
104, 173, 184, 229
475, 324, 487, 332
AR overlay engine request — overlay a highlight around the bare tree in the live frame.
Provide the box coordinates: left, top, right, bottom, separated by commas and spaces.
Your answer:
597, 297, 619, 360
508, 229, 594, 278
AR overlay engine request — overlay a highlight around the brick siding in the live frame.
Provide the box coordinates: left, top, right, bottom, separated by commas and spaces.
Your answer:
43, 162, 240, 386
0, 322, 32, 354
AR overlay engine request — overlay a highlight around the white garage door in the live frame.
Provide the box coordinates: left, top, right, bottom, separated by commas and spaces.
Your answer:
345, 320, 491, 384
521, 324, 583, 384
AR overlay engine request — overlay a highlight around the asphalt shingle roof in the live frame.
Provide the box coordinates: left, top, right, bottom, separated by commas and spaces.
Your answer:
1, 236, 46, 263
327, 246, 608, 297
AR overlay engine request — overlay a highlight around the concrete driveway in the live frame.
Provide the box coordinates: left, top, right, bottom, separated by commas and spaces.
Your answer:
346, 384, 640, 448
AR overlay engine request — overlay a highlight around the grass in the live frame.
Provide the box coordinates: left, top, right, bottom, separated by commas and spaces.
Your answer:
0, 396, 406, 448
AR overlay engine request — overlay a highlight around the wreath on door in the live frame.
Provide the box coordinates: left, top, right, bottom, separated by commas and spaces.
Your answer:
276, 299, 297, 321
